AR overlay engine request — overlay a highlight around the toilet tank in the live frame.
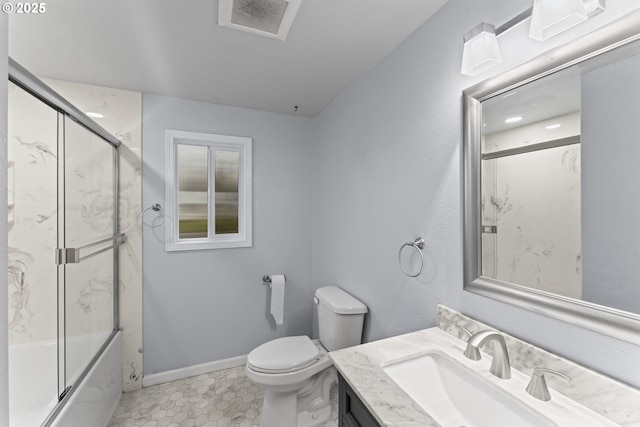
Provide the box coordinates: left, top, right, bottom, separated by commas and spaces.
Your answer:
315, 286, 368, 351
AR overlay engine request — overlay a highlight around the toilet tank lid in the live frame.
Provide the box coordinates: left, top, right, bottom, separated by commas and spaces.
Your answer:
315, 286, 368, 314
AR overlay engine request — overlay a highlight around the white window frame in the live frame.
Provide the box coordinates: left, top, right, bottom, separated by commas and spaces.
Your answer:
165, 129, 252, 251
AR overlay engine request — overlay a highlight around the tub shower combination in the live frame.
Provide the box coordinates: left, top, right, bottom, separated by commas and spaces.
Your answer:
8, 59, 123, 426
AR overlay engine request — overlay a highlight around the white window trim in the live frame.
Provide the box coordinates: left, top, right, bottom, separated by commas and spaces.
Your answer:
165, 129, 252, 251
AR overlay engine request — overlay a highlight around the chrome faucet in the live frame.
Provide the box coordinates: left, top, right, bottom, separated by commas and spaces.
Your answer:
525, 367, 571, 401
462, 330, 511, 379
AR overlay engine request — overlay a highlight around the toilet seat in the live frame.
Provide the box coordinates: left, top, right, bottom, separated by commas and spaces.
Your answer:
248, 336, 320, 374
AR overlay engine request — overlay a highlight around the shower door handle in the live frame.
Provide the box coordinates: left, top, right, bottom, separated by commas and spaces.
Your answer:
55, 233, 126, 265
55, 247, 80, 265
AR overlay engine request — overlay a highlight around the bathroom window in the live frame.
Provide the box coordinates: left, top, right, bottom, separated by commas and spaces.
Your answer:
165, 130, 252, 251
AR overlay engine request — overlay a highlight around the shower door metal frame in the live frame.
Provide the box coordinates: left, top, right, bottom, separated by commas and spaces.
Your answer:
8, 57, 123, 426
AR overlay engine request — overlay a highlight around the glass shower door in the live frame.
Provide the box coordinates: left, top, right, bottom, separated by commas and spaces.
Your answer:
7, 81, 60, 427
9, 60, 122, 426
61, 116, 116, 388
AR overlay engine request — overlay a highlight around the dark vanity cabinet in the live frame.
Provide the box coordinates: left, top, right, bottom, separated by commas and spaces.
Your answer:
338, 373, 383, 427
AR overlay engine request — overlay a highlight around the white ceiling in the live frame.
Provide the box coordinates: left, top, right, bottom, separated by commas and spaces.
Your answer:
8, 0, 450, 117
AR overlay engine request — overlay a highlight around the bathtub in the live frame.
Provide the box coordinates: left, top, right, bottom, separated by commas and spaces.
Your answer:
9, 339, 58, 427
10, 331, 122, 427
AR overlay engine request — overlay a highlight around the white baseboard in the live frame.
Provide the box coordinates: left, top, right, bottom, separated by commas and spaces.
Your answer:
142, 354, 248, 388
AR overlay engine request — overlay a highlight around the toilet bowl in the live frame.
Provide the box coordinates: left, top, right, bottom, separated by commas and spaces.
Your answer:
246, 337, 335, 427
246, 286, 367, 427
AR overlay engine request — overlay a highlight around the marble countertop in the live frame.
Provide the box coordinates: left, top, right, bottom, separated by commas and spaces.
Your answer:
329, 327, 623, 427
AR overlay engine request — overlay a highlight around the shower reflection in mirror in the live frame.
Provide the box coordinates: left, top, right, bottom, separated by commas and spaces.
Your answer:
480, 71, 582, 300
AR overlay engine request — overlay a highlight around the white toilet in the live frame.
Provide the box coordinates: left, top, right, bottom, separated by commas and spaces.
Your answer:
246, 285, 368, 427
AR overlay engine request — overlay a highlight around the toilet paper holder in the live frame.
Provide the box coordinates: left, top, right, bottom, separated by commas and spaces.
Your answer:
263, 274, 286, 283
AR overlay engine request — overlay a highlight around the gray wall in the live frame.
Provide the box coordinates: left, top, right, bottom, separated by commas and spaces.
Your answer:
142, 94, 313, 375
1, 12, 9, 426
312, 0, 640, 388
581, 54, 640, 312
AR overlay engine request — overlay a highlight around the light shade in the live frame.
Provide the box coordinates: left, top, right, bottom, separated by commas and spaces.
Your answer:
461, 23, 502, 76
529, 0, 590, 41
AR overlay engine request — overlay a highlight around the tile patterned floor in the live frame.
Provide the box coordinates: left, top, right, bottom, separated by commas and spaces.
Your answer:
108, 365, 338, 427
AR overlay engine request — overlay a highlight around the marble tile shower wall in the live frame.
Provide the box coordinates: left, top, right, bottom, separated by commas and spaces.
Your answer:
64, 119, 117, 340
7, 79, 143, 392
8, 82, 58, 345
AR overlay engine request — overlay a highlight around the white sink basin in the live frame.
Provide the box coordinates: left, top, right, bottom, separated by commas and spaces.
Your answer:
383, 352, 555, 427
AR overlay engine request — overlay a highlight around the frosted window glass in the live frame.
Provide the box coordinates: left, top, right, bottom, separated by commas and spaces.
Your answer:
214, 150, 240, 234
177, 144, 209, 239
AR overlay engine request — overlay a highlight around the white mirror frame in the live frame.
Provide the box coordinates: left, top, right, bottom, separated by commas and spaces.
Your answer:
463, 9, 640, 346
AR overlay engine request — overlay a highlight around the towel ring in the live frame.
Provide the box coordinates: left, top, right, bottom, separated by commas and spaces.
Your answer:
398, 237, 425, 277
142, 203, 165, 228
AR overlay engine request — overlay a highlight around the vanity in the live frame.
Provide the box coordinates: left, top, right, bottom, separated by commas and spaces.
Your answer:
338, 373, 382, 427
330, 305, 640, 427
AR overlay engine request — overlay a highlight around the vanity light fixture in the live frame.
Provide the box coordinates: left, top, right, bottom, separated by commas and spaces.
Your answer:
461, 23, 502, 76
461, 0, 605, 76
530, 0, 605, 41
461, 8, 532, 76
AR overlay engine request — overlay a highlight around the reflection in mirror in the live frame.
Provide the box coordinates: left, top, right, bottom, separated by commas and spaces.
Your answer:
481, 69, 582, 300
463, 10, 640, 345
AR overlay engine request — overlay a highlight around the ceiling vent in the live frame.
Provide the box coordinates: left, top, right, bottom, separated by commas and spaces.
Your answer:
218, 0, 302, 41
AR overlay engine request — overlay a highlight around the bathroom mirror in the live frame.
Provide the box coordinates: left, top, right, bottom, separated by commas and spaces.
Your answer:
463, 10, 640, 345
